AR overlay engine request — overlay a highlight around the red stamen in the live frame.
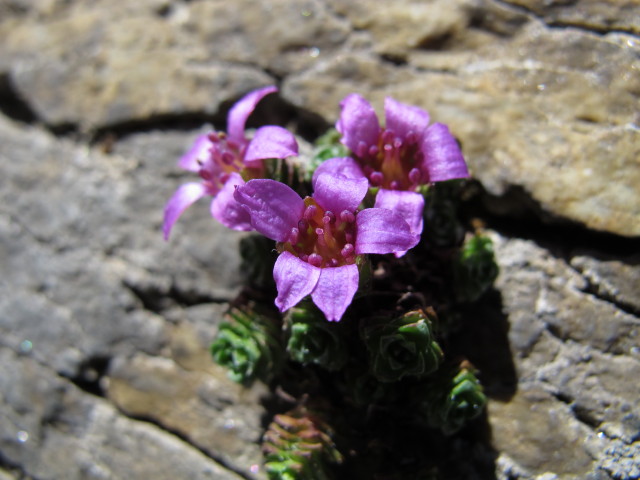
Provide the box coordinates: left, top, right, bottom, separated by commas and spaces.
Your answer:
382, 129, 395, 145
409, 167, 421, 185
323, 211, 336, 225
340, 210, 355, 224
221, 152, 235, 165
341, 243, 354, 257
289, 227, 300, 245
357, 141, 368, 157
370, 171, 384, 186
308, 254, 322, 267
304, 205, 317, 220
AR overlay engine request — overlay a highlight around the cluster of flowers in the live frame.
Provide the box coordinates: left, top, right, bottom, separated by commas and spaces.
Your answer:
163, 86, 501, 478
164, 86, 469, 322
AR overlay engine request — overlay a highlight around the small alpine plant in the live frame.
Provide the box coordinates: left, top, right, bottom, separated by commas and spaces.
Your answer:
319, 93, 469, 245
163, 86, 298, 239
233, 170, 419, 321
162, 87, 496, 479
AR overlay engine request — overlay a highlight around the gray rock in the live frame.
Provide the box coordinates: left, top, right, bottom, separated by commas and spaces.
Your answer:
0, 116, 244, 374
570, 253, 640, 316
283, 0, 640, 237
0, 0, 274, 131
0, 114, 255, 476
0, 469, 17, 480
0, 347, 244, 480
488, 234, 640, 478
106, 303, 268, 479
501, 0, 640, 34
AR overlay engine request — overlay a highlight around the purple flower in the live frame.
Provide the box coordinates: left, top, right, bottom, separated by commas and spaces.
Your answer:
234, 173, 419, 321
327, 94, 469, 248
163, 86, 298, 239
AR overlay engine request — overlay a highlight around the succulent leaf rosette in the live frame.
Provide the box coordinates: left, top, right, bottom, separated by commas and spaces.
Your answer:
285, 302, 348, 371
416, 361, 487, 434
210, 306, 282, 384
453, 234, 499, 302
362, 309, 443, 383
263, 407, 343, 480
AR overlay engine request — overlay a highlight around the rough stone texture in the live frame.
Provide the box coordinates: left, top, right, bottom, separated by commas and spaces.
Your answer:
0, 348, 245, 480
2, 0, 638, 235
502, 0, 640, 34
0, 0, 273, 130
285, 0, 640, 237
570, 253, 640, 315
485, 234, 640, 480
107, 308, 269, 478
0, 116, 265, 478
1, 0, 639, 479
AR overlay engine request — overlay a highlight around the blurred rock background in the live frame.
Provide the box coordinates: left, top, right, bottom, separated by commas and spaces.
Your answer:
0, 0, 638, 479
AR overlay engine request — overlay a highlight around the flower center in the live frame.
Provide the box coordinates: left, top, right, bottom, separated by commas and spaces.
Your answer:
355, 128, 424, 191
197, 132, 262, 190
278, 198, 358, 268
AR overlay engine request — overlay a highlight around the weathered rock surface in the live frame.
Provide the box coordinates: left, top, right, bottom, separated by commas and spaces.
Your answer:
486, 234, 640, 480
0, 115, 266, 478
501, 0, 640, 34
1, 0, 639, 479
284, 0, 640, 237
0, 348, 245, 480
1, 0, 638, 236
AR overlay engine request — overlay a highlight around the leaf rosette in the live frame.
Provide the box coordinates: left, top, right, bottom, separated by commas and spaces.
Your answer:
417, 361, 487, 434
362, 309, 443, 383
210, 306, 283, 384
453, 234, 499, 302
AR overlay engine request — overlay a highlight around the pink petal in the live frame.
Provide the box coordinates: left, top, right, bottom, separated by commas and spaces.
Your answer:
313, 173, 369, 214
163, 182, 208, 240
384, 97, 430, 140
421, 123, 469, 182
178, 134, 212, 172
233, 179, 304, 242
374, 189, 424, 257
243, 125, 298, 166
311, 264, 359, 322
312, 157, 364, 187
274, 251, 321, 313
336, 93, 380, 154
374, 189, 424, 236
355, 208, 420, 255
227, 85, 278, 142
210, 172, 253, 231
